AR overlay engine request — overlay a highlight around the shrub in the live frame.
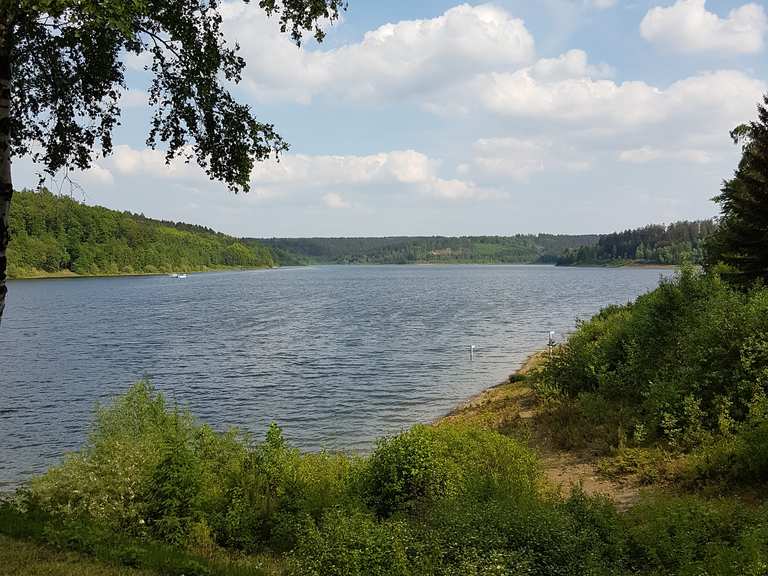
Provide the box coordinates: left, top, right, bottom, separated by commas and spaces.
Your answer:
624, 495, 768, 576
27, 380, 185, 534
13, 377, 768, 576
364, 425, 452, 517
24, 384, 359, 553
677, 416, 768, 491
144, 427, 203, 545
289, 510, 414, 576
534, 267, 768, 454
363, 425, 540, 518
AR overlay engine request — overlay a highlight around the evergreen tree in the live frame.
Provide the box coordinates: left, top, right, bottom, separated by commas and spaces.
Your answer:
706, 95, 768, 285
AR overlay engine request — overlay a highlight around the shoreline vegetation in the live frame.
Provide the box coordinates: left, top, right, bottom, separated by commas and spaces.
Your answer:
7, 189, 276, 280
261, 221, 712, 268
8, 189, 710, 280
3, 265, 767, 575
8, 260, 679, 281
9, 265, 273, 281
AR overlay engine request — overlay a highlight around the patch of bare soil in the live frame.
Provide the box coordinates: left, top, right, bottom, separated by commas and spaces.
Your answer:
537, 449, 640, 510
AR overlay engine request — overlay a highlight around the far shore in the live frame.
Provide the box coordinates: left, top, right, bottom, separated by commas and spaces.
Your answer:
8, 262, 684, 279
8, 265, 274, 281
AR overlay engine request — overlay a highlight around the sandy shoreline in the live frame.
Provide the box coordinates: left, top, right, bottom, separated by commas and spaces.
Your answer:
436, 351, 547, 425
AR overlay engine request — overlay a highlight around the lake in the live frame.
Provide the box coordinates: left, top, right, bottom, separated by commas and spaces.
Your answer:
0, 265, 671, 488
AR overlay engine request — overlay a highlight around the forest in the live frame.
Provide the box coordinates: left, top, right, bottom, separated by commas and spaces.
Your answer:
555, 220, 715, 266
7, 189, 275, 277
260, 234, 600, 265
261, 221, 714, 267
8, 190, 716, 277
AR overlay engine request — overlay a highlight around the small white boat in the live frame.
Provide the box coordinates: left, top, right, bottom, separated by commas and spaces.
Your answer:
177, 273, 188, 279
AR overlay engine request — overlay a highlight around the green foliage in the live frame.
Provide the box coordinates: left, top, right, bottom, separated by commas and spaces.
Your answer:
261, 235, 600, 265
9, 0, 343, 191
363, 425, 541, 518
0, 504, 266, 576
259, 224, 714, 267
623, 496, 768, 576
706, 94, 768, 285
289, 510, 414, 576
7, 189, 274, 277
23, 383, 360, 555
677, 416, 768, 491
8, 381, 768, 576
536, 267, 768, 459
364, 426, 452, 517
145, 430, 202, 545
556, 220, 714, 266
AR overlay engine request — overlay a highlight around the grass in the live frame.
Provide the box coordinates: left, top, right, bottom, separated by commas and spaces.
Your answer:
0, 505, 272, 576
0, 535, 156, 576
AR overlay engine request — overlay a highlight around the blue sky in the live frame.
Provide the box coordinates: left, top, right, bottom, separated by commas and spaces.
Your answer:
15, 0, 768, 237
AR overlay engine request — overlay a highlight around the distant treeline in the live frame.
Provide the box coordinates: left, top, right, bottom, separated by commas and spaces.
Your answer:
8, 189, 274, 277
259, 235, 600, 265
555, 220, 716, 266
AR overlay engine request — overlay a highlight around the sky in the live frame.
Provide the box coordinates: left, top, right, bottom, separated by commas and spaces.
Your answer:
14, 0, 768, 237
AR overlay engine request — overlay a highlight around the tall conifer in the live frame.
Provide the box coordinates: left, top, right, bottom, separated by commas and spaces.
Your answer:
707, 95, 768, 285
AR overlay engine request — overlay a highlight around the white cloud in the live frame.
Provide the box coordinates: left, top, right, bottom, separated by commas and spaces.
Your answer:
531, 49, 614, 81
221, 2, 535, 103
471, 69, 765, 132
428, 178, 493, 200
463, 137, 594, 183
124, 51, 152, 71
471, 138, 548, 181
248, 150, 438, 187
322, 192, 350, 209
640, 0, 767, 54
218, 1, 762, 158
120, 89, 149, 108
79, 163, 114, 186
97, 146, 493, 203
111, 145, 202, 181
618, 146, 713, 164
588, 0, 617, 9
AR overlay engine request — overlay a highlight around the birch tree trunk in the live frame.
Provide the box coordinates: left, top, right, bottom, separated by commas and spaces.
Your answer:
0, 16, 12, 326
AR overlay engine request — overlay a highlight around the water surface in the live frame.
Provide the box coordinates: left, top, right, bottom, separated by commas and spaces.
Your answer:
1, 265, 670, 487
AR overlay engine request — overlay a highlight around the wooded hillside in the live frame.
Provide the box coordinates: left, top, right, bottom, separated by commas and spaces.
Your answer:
8, 189, 274, 277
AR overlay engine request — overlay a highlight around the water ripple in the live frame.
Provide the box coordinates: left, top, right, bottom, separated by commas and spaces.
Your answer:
0, 265, 670, 487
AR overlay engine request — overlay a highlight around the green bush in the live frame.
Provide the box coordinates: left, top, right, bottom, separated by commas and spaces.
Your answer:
363, 425, 539, 518
364, 425, 452, 517
535, 267, 768, 457
144, 429, 203, 545
24, 384, 361, 554
624, 495, 768, 575
289, 510, 414, 576
0, 503, 266, 576
11, 379, 768, 576
677, 416, 768, 491
27, 381, 183, 534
